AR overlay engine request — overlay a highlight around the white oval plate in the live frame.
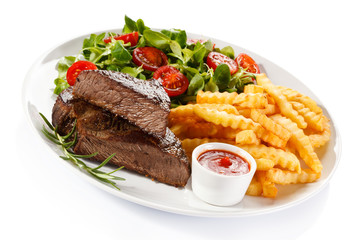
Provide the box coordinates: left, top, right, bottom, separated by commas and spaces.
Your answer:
22, 29, 341, 217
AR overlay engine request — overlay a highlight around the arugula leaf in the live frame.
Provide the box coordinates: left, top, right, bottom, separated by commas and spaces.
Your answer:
83, 34, 97, 59
82, 33, 106, 60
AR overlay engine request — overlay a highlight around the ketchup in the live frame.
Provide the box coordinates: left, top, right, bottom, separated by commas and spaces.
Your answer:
197, 150, 250, 176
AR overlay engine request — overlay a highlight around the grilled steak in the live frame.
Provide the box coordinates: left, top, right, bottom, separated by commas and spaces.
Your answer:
73, 70, 170, 138
51, 87, 75, 136
52, 88, 190, 187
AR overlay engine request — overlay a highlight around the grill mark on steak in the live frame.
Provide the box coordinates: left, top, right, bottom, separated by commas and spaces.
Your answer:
73, 70, 170, 138
52, 88, 190, 187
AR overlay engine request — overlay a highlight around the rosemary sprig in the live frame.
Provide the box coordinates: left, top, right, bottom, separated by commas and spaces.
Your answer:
39, 113, 125, 190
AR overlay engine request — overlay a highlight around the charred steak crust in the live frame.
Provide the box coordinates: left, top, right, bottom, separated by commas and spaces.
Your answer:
73, 70, 170, 138
51, 89, 190, 187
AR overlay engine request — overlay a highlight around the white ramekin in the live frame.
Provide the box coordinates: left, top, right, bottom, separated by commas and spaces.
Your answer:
191, 142, 257, 206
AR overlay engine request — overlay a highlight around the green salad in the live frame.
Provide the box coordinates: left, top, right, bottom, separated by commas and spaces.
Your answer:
54, 15, 259, 108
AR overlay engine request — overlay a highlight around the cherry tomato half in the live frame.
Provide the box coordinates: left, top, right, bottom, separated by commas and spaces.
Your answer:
206, 52, 239, 75
153, 66, 189, 97
132, 47, 168, 72
235, 53, 260, 74
103, 32, 139, 46
66, 61, 97, 86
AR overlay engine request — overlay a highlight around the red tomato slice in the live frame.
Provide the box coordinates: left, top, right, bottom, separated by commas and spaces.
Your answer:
206, 52, 239, 75
66, 61, 97, 86
235, 53, 260, 74
132, 47, 168, 72
153, 66, 189, 97
103, 32, 139, 46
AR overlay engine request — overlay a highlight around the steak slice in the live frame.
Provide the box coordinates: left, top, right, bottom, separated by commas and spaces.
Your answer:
52, 89, 190, 187
51, 87, 75, 136
73, 70, 170, 138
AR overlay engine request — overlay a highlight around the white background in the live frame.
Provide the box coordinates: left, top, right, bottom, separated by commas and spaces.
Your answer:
2, 0, 359, 239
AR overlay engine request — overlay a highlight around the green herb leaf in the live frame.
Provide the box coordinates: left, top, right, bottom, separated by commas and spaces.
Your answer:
169, 40, 183, 62
192, 42, 207, 64
57, 56, 76, 79
204, 77, 219, 92
143, 29, 171, 49
213, 63, 231, 90
187, 73, 204, 95
111, 41, 132, 62
39, 113, 125, 190
53, 78, 69, 95
121, 66, 143, 78
182, 48, 194, 64
161, 29, 187, 48
220, 46, 235, 59
136, 19, 148, 34
124, 15, 138, 32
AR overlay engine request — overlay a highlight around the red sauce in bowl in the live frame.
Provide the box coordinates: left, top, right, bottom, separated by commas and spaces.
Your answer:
197, 150, 250, 176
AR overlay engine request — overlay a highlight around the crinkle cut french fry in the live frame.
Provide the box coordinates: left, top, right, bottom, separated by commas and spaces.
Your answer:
260, 131, 288, 148
270, 114, 323, 173
169, 103, 239, 126
193, 106, 285, 148
256, 171, 278, 198
235, 130, 260, 145
255, 158, 275, 171
233, 93, 268, 109
246, 177, 263, 196
187, 124, 238, 139
237, 104, 278, 117
170, 123, 188, 137
278, 86, 323, 114
239, 144, 301, 173
171, 121, 238, 140
168, 116, 203, 128
198, 103, 239, 115
250, 109, 291, 141
266, 168, 321, 185
169, 104, 197, 120
196, 90, 238, 104
291, 101, 324, 132
256, 73, 307, 129
193, 105, 263, 133
181, 138, 211, 160
244, 84, 264, 94
308, 116, 331, 148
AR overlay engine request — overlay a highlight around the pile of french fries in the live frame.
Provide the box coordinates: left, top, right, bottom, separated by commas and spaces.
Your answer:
169, 73, 331, 198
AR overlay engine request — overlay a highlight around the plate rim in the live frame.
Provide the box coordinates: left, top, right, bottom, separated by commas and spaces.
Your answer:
22, 28, 342, 217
